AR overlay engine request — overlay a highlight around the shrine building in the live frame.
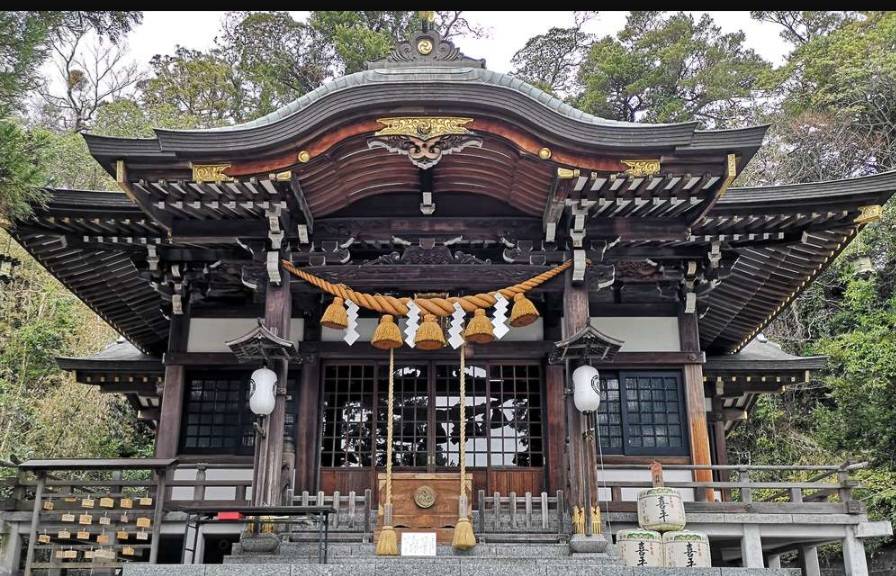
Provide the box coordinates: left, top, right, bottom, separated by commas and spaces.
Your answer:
1, 20, 893, 576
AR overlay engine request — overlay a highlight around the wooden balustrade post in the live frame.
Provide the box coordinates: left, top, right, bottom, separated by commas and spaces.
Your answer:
838, 466, 853, 503
478, 490, 486, 534
193, 466, 206, 503
149, 467, 168, 564
23, 471, 45, 576
739, 468, 752, 504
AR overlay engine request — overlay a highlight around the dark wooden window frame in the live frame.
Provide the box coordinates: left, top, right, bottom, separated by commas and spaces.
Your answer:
319, 359, 545, 471
179, 367, 299, 456
596, 369, 689, 457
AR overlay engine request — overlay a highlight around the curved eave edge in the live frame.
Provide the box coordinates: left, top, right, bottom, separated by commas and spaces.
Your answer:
80, 76, 768, 160
724, 169, 896, 203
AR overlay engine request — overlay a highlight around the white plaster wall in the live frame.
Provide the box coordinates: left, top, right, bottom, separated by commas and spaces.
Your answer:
589, 317, 680, 352
322, 317, 544, 343
187, 318, 305, 352
596, 468, 694, 502
170, 467, 253, 502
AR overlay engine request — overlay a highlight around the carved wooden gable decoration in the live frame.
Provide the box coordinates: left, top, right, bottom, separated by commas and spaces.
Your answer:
367, 116, 482, 169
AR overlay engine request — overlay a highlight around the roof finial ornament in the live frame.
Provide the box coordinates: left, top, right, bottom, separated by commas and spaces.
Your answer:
419, 10, 435, 33
367, 11, 485, 70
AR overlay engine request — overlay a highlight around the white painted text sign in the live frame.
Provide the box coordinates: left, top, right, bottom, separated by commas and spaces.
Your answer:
400, 532, 437, 556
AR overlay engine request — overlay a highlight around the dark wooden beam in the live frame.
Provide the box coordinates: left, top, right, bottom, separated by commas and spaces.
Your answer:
562, 268, 590, 517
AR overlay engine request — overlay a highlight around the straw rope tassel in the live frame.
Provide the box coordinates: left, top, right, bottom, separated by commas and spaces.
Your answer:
452, 344, 476, 550
376, 348, 399, 555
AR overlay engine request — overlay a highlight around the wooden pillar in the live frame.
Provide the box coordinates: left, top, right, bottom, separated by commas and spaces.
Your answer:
295, 354, 321, 493
679, 312, 713, 501
155, 309, 189, 458
545, 364, 566, 494
710, 390, 731, 500
253, 273, 292, 506
23, 472, 44, 576
562, 269, 593, 513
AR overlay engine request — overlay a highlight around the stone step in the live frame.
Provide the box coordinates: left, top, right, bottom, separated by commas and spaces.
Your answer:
127, 563, 801, 576
272, 542, 582, 558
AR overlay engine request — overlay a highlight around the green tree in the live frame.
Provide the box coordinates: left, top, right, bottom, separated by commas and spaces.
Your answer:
139, 46, 247, 128
576, 11, 771, 127
510, 11, 596, 96
751, 11, 860, 46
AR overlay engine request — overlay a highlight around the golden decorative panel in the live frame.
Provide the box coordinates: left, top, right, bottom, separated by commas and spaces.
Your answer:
374, 117, 473, 139
855, 205, 883, 224
556, 167, 581, 180
417, 39, 433, 55
621, 159, 661, 177
192, 163, 233, 183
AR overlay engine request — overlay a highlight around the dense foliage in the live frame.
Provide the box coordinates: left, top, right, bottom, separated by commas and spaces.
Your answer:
0, 11, 895, 552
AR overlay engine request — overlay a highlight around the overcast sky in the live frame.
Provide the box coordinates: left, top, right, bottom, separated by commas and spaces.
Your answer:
121, 11, 792, 74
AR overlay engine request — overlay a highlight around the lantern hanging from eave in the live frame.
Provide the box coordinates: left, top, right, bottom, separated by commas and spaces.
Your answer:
249, 366, 278, 416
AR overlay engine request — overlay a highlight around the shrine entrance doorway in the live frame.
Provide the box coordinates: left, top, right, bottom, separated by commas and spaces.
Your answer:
318, 359, 546, 504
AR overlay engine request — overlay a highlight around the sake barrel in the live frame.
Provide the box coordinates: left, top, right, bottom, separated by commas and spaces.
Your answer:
616, 529, 663, 567
662, 530, 711, 567
637, 487, 686, 531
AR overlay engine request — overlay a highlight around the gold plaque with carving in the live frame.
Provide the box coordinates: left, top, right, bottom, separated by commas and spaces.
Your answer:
191, 163, 233, 183
621, 159, 661, 177
375, 117, 473, 139
417, 39, 433, 55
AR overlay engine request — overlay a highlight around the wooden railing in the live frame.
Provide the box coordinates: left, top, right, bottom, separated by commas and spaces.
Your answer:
0, 459, 870, 572
166, 462, 253, 506
592, 462, 867, 513
289, 489, 372, 540
476, 490, 566, 536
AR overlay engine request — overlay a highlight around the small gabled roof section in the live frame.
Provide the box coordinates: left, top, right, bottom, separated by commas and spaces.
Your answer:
705, 338, 827, 374
550, 324, 625, 364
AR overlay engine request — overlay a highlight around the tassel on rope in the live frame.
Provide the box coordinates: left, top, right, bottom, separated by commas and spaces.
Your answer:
321, 297, 348, 329
372, 315, 403, 350
452, 345, 476, 550
509, 293, 539, 327
463, 308, 494, 344
415, 314, 446, 350
376, 347, 399, 556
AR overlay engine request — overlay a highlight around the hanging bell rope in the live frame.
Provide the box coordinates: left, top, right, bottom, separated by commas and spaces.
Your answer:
376, 347, 399, 556
281, 259, 580, 319
452, 345, 476, 550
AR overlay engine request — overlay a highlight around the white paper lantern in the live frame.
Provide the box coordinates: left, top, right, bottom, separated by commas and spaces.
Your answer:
572, 365, 601, 413
249, 367, 277, 416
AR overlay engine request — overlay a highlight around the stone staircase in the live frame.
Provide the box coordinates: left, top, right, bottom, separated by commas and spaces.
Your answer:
123, 542, 801, 576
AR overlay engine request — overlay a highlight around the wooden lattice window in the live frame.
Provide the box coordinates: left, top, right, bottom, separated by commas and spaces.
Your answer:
180, 369, 297, 456
320, 364, 375, 467
376, 364, 429, 467
434, 363, 489, 467
596, 370, 688, 456
488, 364, 544, 467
